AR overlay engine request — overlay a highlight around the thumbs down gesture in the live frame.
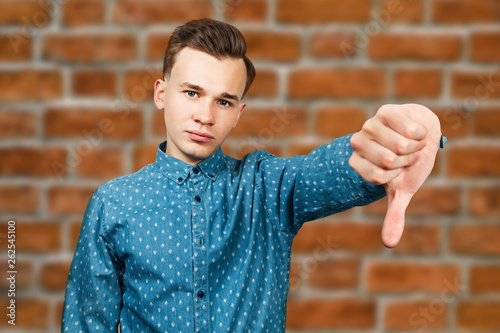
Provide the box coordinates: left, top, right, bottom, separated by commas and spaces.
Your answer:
349, 104, 442, 248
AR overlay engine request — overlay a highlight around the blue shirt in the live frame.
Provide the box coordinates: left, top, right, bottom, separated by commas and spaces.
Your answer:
62, 134, 386, 333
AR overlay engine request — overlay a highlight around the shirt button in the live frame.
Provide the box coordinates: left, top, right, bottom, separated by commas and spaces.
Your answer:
194, 195, 201, 202
197, 290, 205, 298
178, 177, 183, 182
193, 168, 199, 175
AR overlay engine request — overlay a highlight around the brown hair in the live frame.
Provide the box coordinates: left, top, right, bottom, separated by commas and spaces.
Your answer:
163, 18, 256, 98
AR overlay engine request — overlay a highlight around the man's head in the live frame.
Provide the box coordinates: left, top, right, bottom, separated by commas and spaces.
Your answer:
154, 19, 255, 165
162, 18, 255, 99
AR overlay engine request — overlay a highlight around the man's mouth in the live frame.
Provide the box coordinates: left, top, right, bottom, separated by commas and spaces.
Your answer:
187, 130, 214, 143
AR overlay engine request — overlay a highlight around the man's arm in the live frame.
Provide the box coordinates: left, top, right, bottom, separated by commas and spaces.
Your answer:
61, 191, 123, 332
349, 104, 442, 247
257, 133, 387, 237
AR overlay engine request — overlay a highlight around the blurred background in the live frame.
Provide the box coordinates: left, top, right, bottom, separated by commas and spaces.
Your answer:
0, 0, 499, 332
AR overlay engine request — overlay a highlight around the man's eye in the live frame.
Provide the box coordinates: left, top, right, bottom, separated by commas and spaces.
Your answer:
218, 100, 231, 107
185, 91, 198, 98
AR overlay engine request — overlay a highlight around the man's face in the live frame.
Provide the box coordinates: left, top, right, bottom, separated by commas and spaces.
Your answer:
154, 47, 247, 165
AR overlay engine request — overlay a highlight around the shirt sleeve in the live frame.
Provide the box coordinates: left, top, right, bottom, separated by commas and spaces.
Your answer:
257, 133, 387, 236
61, 190, 123, 332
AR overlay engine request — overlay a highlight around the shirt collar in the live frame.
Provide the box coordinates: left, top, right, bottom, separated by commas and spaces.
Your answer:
154, 141, 225, 184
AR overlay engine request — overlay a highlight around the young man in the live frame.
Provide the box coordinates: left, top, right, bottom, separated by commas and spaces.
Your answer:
62, 19, 442, 332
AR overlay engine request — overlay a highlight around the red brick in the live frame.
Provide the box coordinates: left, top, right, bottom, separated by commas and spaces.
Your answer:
48, 185, 95, 214
369, 33, 461, 61
123, 68, 162, 102
0, 111, 35, 138
364, 186, 461, 216
0, 146, 67, 177
379, 0, 423, 23
447, 146, 500, 177
7, 221, 61, 252
113, 0, 213, 24
62, 0, 105, 27
394, 68, 442, 98
0, 34, 31, 60
470, 265, 500, 294
457, 301, 500, 330
151, 109, 166, 138
289, 260, 302, 292
146, 33, 170, 60
315, 106, 366, 138
289, 68, 386, 99
450, 224, 500, 255
72, 70, 116, 98
309, 30, 356, 58
43, 34, 137, 62
0, 259, 33, 289
292, 222, 383, 253
308, 258, 360, 290
0, 298, 49, 328
243, 31, 300, 62
432, 106, 469, 139
0, 69, 62, 101
133, 143, 157, 172
451, 71, 500, 99
367, 262, 460, 293
474, 107, 500, 136
229, 107, 307, 138
223, 0, 267, 23
0, 1, 51, 25
385, 300, 447, 331
276, 0, 370, 23
44, 107, 143, 140
40, 261, 71, 291
0, 185, 38, 213
245, 69, 278, 98
433, 0, 500, 24
70, 220, 82, 251
395, 224, 441, 255
76, 147, 124, 180
469, 187, 500, 217
286, 298, 375, 329
470, 32, 500, 62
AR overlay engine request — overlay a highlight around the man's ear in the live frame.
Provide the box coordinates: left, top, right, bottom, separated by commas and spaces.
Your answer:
233, 102, 246, 128
153, 79, 166, 110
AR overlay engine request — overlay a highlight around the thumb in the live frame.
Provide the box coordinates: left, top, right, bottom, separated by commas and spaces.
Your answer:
381, 190, 412, 248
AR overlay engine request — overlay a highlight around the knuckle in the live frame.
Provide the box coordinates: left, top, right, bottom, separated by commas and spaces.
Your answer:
395, 140, 409, 154
371, 168, 386, 185
381, 153, 396, 169
350, 133, 362, 149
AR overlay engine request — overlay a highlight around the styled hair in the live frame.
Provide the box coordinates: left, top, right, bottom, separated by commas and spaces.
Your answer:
162, 18, 256, 98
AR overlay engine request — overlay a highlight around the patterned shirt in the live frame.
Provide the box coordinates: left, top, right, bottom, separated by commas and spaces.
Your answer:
62, 134, 386, 333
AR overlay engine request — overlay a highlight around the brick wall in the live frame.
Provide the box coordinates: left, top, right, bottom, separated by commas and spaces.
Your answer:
0, 0, 499, 332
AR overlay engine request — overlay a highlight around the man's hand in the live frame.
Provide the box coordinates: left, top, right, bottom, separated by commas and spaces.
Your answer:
349, 104, 442, 248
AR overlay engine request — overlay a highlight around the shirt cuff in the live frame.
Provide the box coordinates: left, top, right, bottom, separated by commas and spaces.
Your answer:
439, 135, 447, 149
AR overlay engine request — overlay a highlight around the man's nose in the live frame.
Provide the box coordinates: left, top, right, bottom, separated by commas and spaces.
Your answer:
192, 101, 215, 125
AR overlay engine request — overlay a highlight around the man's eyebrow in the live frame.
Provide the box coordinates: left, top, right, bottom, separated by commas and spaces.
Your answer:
179, 82, 204, 92
180, 82, 240, 103
219, 92, 240, 103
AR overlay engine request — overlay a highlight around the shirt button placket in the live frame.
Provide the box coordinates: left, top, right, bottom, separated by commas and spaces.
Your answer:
191, 168, 209, 332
